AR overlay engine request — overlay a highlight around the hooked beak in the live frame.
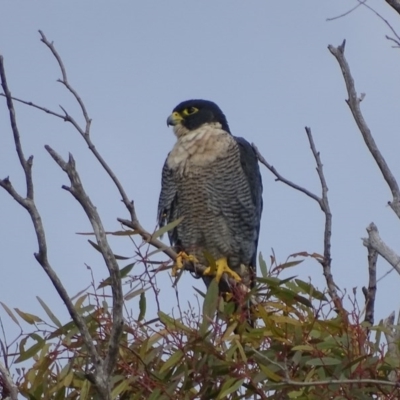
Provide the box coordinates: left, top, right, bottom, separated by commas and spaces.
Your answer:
166, 111, 183, 126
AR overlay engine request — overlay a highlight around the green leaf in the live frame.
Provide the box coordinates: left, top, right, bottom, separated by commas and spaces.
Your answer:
80, 379, 90, 400
157, 311, 191, 334
124, 288, 147, 301
106, 230, 139, 236
16, 337, 45, 363
200, 279, 219, 335
138, 292, 146, 321
217, 378, 245, 399
77, 229, 139, 236
159, 350, 184, 373
88, 239, 131, 260
291, 345, 314, 352
295, 279, 327, 301
14, 308, 42, 324
36, 296, 62, 328
277, 259, 304, 269
306, 357, 341, 366
193, 287, 206, 298
259, 252, 268, 278
152, 217, 183, 240
148, 389, 161, 400
71, 285, 91, 301
111, 378, 130, 397
259, 364, 282, 382
98, 262, 135, 288
0, 302, 20, 326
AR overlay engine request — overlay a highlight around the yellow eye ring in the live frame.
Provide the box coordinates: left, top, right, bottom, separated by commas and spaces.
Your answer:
182, 107, 199, 116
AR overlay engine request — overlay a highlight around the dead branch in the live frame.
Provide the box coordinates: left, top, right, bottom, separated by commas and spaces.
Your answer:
37, 30, 138, 225
362, 247, 377, 326
0, 361, 17, 400
362, 222, 400, 275
0, 55, 111, 398
253, 127, 342, 312
328, 40, 400, 219
45, 146, 123, 378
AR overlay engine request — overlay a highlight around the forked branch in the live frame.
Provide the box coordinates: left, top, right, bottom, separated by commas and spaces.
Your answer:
253, 127, 341, 311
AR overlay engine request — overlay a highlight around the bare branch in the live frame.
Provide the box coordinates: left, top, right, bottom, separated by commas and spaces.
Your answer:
253, 129, 342, 311
45, 146, 123, 377
328, 40, 400, 219
362, 246, 377, 326
0, 57, 34, 200
0, 94, 66, 119
38, 30, 91, 128
362, 222, 400, 274
37, 31, 139, 226
0, 54, 109, 396
385, 34, 400, 47
0, 361, 18, 400
252, 143, 320, 203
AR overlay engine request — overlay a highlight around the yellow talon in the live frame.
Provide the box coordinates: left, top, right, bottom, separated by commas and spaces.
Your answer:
172, 251, 198, 277
203, 257, 242, 283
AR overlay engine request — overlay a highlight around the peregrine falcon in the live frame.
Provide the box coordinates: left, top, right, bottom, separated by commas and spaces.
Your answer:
158, 99, 263, 293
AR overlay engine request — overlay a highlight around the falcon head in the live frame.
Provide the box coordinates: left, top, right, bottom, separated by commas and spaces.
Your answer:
167, 99, 231, 137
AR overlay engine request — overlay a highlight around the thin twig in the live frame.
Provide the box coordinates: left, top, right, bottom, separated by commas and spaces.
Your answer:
326, 0, 366, 21
362, 246, 377, 326
253, 144, 320, 203
38, 30, 137, 225
357, 0, 400, 44
328, 40, 400, 219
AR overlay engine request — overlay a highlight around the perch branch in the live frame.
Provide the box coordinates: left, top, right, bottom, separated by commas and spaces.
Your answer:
362, 222, 400, 275
328, 40, 400, 219
253, 128, 342, 312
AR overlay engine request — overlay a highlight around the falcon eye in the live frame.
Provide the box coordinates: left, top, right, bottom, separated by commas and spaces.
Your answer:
182, 107, 199, 116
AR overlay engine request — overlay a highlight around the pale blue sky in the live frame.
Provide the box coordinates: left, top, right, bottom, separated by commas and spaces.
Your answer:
1, 2, 400, 343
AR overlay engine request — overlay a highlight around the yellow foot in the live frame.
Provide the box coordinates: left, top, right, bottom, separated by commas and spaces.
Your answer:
203, 257, 242, 283
172, 251, 198, 277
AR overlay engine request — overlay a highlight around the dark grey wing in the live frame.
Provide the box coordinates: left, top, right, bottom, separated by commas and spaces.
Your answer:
157, 158, 179, 247
234, 136, 263, 271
